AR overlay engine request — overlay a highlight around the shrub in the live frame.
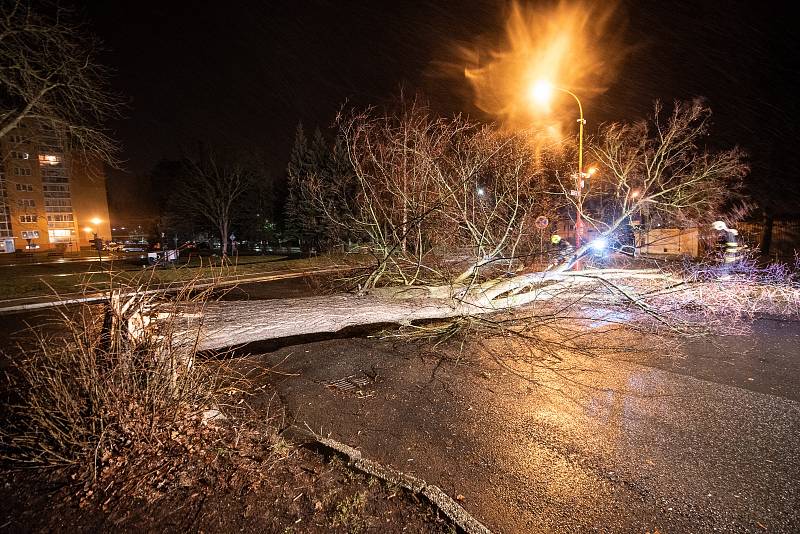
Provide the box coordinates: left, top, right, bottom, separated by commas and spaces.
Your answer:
0, 273, 233, 481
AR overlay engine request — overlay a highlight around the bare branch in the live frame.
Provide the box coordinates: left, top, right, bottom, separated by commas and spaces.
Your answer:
0, 1, 124, 167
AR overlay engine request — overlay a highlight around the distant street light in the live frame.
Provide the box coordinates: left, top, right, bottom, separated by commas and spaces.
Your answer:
529, 80, 587, 268
85, 217, 103, 263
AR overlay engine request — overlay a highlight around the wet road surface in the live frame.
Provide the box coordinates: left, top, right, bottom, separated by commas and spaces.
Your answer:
258, 318, 800, 533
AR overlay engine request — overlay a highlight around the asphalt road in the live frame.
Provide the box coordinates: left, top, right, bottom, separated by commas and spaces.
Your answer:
2, 277, 798, 532
258, 317, 800, 533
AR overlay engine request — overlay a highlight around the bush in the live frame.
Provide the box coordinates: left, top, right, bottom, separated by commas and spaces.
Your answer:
0, 274, 234, 481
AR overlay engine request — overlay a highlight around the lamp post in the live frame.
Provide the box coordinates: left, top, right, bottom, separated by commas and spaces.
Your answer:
86, 217, 103, 265
529, 81, 587, 268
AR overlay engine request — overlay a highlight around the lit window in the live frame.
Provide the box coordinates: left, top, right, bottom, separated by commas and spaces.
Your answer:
38, 154, 62, 166
48, 228, 75, 242
46, 214, 74, 222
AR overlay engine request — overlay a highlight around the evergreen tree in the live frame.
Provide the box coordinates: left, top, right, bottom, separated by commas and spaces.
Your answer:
309, 127, 337, 251
284, 122, 356, 254
284, 122, 313, 252
328, 133, 357, 245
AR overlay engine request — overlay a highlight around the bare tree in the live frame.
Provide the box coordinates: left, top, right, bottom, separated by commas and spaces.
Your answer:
320, 98, 564, 290
552, 98, 749, 269
0, 1, 122, 165
173, 151, 253, 257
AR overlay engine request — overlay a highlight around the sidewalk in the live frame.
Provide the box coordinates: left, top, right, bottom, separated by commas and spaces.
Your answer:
0, 264, 349, 314
0, 253, 115, 268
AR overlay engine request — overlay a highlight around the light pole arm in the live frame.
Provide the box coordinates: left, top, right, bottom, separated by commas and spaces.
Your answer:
558, 87, 584, 174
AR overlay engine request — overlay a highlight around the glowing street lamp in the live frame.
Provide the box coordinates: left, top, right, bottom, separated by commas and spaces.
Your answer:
528, 79, 587, 266
85, 218, 103, 262
529, 80, 555, 106
527, 81, 585, 179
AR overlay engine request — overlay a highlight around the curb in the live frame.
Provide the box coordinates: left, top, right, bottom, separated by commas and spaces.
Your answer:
287, 429, 492, 534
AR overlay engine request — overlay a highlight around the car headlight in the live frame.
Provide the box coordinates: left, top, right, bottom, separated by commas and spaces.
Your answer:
590, 237, 608, 252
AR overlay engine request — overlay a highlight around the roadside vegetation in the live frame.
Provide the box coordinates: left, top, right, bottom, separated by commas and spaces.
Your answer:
0, 272, 456, 531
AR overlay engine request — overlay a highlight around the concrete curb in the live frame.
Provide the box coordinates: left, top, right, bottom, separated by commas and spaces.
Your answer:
289, 429, 493, 534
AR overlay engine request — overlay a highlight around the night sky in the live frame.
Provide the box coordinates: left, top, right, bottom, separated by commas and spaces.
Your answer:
82, 0, 799, 220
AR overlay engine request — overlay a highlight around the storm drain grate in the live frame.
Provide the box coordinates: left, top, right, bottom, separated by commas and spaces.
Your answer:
326, 375, 375, 397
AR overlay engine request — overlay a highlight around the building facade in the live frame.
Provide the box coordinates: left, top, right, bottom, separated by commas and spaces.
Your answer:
0, 121, 111, 252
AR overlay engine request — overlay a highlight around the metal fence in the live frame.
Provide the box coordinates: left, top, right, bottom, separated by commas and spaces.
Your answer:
738, 219, 800, 261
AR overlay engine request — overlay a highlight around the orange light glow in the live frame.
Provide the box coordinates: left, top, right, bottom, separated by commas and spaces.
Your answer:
586, 166, 598, 176
529, 80, 555, 107
460, 1, 626, 132
83, 227, 93, 233
38, 154, 61, 166
91, 217, 102, 225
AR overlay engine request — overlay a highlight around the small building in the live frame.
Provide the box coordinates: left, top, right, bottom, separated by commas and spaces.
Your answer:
635, 227, 700, 257
552, 218, 700, 257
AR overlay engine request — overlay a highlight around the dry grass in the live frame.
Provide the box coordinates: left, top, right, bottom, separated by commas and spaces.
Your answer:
0, 269, 244, 486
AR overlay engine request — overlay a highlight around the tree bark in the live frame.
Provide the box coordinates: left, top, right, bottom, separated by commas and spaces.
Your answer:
220, 221, 228, 257
193, 269, 667, 351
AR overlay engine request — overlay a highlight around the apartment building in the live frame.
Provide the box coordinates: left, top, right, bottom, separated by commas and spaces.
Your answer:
0, 121, 111, 252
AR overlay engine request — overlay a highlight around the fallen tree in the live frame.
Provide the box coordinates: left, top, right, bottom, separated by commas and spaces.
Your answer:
182, 98, 758, 350
192, 259, 799, 352
194, 268, 667, 350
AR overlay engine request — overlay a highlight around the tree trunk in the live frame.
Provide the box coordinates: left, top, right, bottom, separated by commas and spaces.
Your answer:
220, 222, 228, 257
193, 269, 666, 351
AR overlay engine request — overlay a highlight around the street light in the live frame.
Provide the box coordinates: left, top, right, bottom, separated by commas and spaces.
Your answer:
85, 217, 103, 264
529, 80, 587, 266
